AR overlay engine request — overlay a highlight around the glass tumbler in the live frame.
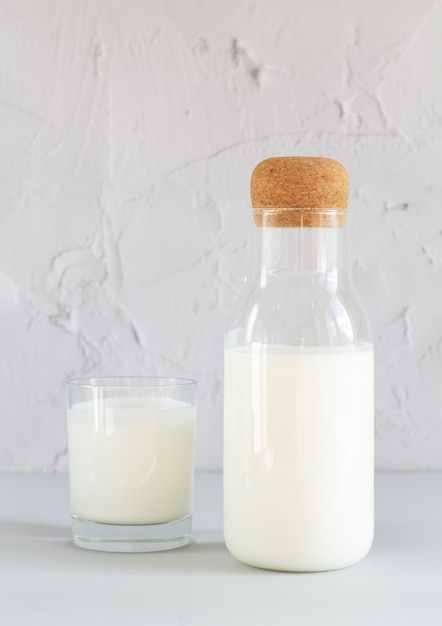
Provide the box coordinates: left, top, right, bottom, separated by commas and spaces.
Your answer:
67, 377, 197, 552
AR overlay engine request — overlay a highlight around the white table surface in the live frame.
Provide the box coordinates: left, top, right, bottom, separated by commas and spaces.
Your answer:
0, 472, 441, 626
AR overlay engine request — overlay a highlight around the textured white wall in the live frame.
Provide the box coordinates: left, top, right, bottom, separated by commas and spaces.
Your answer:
0, 0, 441, 471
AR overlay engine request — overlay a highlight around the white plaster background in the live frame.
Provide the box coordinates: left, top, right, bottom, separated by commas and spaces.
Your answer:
0, 0, 441, 472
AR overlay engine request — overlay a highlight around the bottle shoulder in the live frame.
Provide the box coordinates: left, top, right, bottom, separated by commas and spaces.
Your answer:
226, 274, 372, 348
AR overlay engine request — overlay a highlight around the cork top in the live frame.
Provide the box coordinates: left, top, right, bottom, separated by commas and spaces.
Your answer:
251, 157, 349, 227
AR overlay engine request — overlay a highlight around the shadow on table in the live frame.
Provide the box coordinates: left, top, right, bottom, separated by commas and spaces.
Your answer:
0, 519, 266, 575
0, 518, 70, 540
367, 520, 440, 574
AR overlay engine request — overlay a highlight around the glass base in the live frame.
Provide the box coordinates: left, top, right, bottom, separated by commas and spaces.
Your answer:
71, 514, 192, 552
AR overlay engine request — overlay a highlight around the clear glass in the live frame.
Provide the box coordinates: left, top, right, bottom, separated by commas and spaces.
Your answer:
224, 209, 374, 572
226, 209, 372, 348
67, 377, 197, 552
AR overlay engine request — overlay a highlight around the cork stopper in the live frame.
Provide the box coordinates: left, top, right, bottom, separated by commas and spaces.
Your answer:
251, 157, 349, 227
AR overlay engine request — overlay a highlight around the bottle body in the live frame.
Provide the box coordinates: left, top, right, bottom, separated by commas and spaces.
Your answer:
224, 211, 374, 571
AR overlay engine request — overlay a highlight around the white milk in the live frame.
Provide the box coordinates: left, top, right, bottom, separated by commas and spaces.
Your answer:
68, 398, 195, 525
224, 344, 374, 571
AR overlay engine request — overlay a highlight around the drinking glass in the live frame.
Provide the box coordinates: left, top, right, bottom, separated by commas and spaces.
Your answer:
67, 377, 197, 552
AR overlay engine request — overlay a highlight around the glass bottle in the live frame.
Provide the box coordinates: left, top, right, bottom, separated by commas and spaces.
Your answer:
224, 157, 374, 572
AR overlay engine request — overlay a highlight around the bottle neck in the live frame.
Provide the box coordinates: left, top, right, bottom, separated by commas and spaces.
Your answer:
249, 222, 348, 289
226, 209, 372, 348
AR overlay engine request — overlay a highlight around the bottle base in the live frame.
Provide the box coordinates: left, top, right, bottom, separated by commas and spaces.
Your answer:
225, 534, 373, 572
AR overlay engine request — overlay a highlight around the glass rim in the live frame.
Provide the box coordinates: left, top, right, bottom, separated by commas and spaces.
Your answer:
66, 376, 197, 390
251, 207, 347, 211
250, 207, 347, 228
